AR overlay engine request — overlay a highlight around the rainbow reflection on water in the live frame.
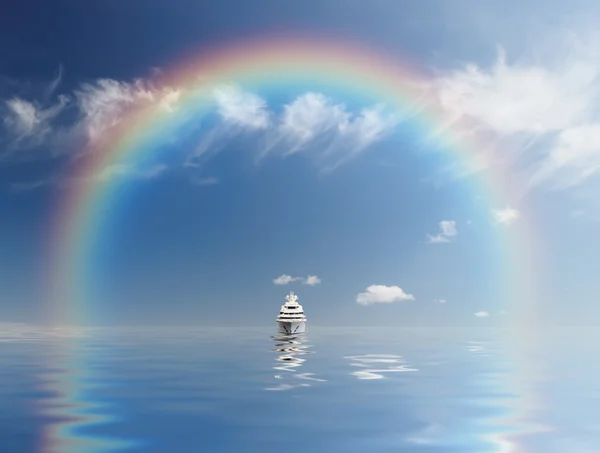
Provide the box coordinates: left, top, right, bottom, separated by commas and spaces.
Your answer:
34, 328, 140, 453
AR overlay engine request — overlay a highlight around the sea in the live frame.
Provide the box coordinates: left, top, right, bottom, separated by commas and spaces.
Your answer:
1, 326, 598, 453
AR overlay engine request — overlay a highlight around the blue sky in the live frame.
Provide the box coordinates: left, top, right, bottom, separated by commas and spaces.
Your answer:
1, 0, 600, 326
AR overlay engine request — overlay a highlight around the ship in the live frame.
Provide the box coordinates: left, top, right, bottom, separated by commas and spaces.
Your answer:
277, 291, 307, 334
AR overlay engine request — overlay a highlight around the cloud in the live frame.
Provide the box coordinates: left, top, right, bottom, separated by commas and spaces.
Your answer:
491, 207, 520, 225
529, 123, 600, 189
3, 96, 68, 149
10, 163, 168, 193
278, 92, 350, 147
433, 47, 593, 135
432, 40, 600, 192
434, 299, 447, 304
213, 85, 270, 129
273, 274, 302, 285
73, 78, 160, 142
474, 311, 490, 318
273, 274, 321, 286
0, 71, 183, 165
184, 88, 398, 171
44, 64, 63, 99
262, 92, 398, 171
356, 284, 415, 305
303, 275, 321, 286
2, 76, 397, 188
427, 220, 457, 243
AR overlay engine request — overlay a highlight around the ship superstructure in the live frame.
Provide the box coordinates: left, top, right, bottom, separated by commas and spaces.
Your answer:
277, 291, 307, 334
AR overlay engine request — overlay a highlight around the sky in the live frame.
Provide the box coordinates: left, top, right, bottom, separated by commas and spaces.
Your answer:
1, 0, 600, 326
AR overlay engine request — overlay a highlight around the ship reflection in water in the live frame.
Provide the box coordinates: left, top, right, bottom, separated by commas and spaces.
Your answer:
265, 333, 326, 391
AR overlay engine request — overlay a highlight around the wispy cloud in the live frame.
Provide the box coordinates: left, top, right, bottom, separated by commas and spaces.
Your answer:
474, 311, 490, 318
3, 95, 68, 151
73, 78, 177, 143
10, 163, 168, 193
356, 284, 415, 305
185, 87, 399, 172
434, 298, 447, 304
432, 38, 600, 193
2, 79, 396, 190
261, 92, 399, 171
427, 220, 457, 243
491, 207, 520, 225
44, 64, 63, 100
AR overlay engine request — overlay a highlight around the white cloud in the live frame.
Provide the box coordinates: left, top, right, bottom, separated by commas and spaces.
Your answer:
3, 96, 67, 147
491, 207, 520, 225
273, 274, 301, 285
74, 78, 156, 142
213, 85, 270, 129
427, 220, 457, 243
356, 285, 415, 305
432, 41, 600, 192
474, 311, 490, 318
433, 47, 594, 136
273, 274, 321, 286
5, 98, 38, 134
304, 275, 321, 286
279, 92, 349, 146
434, 299, 447, 304
529, 123, 600, 189
266, 93, 398, 170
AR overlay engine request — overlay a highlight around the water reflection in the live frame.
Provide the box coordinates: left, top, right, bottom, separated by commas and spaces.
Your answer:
34, 332, 138, 453
344, 354, 418, 380
265, 332, 326, 391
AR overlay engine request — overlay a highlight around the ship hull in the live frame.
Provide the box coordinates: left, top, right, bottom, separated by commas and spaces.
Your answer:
278, 321, 306, 334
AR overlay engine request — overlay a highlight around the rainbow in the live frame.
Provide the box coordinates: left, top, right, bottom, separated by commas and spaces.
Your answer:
48, 34, 539, 326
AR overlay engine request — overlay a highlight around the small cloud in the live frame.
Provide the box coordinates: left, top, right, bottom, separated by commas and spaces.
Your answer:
273, 274, 321, 286
273, 274, 301, 285
491, 207, 520, 225
434, 299, 447, 304
303, 275, 321, 286
499, 310, 507, 315
427, 220, 457, 244
474, 311, 490, 318
356, 284, 415, 306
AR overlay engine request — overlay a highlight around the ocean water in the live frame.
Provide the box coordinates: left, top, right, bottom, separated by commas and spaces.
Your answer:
1, 326, 599, 453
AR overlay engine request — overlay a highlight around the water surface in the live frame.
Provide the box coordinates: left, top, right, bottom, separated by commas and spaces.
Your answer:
1, 326, 598, 453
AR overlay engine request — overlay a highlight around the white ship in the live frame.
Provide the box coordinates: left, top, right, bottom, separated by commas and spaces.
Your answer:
277, 291, 307, 334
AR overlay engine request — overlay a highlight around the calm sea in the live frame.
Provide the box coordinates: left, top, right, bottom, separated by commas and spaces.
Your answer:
1, 326, 598, 453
